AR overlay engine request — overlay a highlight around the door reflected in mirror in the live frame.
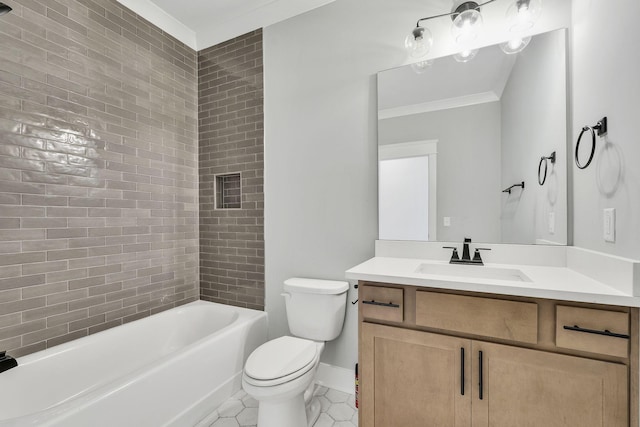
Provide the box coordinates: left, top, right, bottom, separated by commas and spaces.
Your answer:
378, 29, 568, 245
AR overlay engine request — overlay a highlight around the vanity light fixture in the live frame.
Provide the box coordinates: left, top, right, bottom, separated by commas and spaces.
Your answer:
499, 36, 531, 54
505, 0, 542, 32
454, 48, 479, 62
406, 0, 542, 60
0, 2, 12, 16
410, 59, 434, 74
406, 0, 494, 59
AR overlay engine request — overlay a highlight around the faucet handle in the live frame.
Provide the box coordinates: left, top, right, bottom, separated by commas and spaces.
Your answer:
464, 237, 472, 243
473, 248, 491, 262
443, 246, 460, 261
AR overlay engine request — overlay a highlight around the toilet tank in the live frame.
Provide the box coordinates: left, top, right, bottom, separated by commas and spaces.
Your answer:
283, 278, 349, 341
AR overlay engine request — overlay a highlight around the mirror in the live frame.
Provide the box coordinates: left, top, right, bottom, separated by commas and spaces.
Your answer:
377, 29, 568, 245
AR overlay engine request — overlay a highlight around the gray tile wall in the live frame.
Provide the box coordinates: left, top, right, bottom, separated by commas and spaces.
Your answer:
198, 30, 264, 310
0, 0, 199, 356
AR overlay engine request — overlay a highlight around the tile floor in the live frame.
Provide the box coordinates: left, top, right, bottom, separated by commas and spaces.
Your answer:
208, 385, 358, 427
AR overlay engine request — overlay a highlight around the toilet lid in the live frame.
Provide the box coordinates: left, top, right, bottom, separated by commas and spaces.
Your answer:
245, 336, 317, 381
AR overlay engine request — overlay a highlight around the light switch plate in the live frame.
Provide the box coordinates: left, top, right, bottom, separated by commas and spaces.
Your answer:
443, 217, 451, 227
604, 208, 615, 242
548, 212, 555, 234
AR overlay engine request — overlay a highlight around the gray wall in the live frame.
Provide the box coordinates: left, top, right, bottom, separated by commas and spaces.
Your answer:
0, 0, 198, 356
198, 30, 265, 310
572, 0, 640, 259
500, 30, 567, 245
264, 0, 571, 370
379, 103, 502, 243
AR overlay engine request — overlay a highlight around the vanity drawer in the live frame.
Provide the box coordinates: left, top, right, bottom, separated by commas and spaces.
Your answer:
415, 291, 538, 344
360, 285, 404, 323
556, 306, 629, 358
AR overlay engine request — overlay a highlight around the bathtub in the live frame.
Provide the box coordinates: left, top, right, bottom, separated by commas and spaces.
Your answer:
0, 301, 267, 427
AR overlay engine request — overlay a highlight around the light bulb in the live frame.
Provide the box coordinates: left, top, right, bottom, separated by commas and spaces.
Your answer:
506, 0, 542, 32
453, 49, 479, 63
405, 26, 433, 58
411, 59, 434, 74
452, 9, 483, 45
500, 36, 531, 54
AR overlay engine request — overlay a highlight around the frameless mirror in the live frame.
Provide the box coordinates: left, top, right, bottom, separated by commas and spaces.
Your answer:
377, 29, 568, 245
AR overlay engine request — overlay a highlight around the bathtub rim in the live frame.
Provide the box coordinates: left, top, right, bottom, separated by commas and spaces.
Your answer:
1, 300, 267, 426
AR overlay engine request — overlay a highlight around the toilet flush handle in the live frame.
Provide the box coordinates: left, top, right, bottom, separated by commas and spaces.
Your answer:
281, 292, 291, 301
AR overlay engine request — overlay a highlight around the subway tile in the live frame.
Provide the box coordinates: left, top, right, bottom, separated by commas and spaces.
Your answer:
0, 274, 45, 291
0, 319, 47, 341
69, 294, 105, 311
0, 252, 46, 266
69, 313, 105, 332
47, 248, 87, 261
21, 303, 67, 322
46, 207, 87, 217
0, 297, 46, 316
46, 268, 87, 283
46, 330, 87, 349
21, 281, 68, 299
1, 0, 200, 356
22, 239, 67, 252
22, 323, 68, 346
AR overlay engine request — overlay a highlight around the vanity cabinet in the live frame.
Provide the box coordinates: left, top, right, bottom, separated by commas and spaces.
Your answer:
358, 284, 637, 427
472, 340, 627, 426
361, 323, 471, 427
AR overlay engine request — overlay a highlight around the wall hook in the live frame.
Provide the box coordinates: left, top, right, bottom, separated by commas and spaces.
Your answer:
575, 117, 607, 169
538, 151, 556, 185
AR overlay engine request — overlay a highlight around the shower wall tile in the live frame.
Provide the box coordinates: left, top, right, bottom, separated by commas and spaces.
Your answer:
0, 0, 198, 357
198, 30, 264, 310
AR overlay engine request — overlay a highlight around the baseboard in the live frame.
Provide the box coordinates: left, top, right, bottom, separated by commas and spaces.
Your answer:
315, 362, 355, 395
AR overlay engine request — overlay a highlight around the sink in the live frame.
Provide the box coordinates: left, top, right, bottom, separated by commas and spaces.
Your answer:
415, 263, 532, 282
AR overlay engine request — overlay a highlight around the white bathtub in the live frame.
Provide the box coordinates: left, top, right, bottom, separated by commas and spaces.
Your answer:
0, 301, 267, 427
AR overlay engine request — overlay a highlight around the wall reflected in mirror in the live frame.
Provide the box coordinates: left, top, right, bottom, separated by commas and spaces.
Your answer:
378, 29, 568, 245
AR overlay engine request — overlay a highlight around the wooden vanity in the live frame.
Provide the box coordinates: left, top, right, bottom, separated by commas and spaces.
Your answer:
358, 282, 639, 427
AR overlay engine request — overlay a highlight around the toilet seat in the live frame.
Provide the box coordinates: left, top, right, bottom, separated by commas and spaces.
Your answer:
244, 336, 319, 387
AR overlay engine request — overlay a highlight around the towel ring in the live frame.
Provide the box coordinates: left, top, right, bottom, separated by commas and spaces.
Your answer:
575, 117, 607, 170
538, 151, 556, 186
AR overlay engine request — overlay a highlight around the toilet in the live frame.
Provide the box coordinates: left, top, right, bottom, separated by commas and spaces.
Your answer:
242, 277, 349, 427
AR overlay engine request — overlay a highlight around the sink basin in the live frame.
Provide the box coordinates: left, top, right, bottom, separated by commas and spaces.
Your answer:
415, 263, 532, 282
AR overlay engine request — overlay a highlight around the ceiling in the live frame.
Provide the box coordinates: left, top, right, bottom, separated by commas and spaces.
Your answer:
378, 44, 517, 120
116, 0, 335, 51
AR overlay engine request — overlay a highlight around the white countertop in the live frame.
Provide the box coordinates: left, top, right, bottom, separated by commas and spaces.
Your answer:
346, 256, 640, 307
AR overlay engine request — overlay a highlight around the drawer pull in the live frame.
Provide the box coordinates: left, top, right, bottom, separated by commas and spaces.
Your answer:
563, 325, 630, 339
460, 347, 465, 396
478, 350, 484, 400
362, 300, 400, 308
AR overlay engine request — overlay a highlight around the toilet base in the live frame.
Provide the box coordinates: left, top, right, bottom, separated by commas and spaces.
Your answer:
306, 397, 321, 427
256, 394, 307, 427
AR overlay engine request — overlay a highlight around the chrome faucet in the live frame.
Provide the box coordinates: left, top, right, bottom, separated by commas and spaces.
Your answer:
0, 351, 17, 374
443, 238, 491, 265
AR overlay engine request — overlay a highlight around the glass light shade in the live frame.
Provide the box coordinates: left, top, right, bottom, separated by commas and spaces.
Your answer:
453, 48, 479, 63
411, 59, 434, 74
405, 27, 433, 58
506, 0, 542, 32
500, 36, 531, 54
451, 9, 483, 45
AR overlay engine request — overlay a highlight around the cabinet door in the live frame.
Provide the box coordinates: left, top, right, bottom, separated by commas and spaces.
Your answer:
360, 323, 471, 427
472, 341, 628, 427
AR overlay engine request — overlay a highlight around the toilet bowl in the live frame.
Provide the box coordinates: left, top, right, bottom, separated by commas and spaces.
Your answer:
242, 337, 324, 427
242, 278, 348, 427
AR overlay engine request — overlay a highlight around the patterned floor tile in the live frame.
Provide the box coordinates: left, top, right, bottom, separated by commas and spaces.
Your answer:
208, 385, 357, 427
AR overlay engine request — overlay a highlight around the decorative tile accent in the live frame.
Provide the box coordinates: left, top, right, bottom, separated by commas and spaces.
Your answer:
208, 387, 357, 427
198, 30, 264, 310
0, 0, 198, 357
